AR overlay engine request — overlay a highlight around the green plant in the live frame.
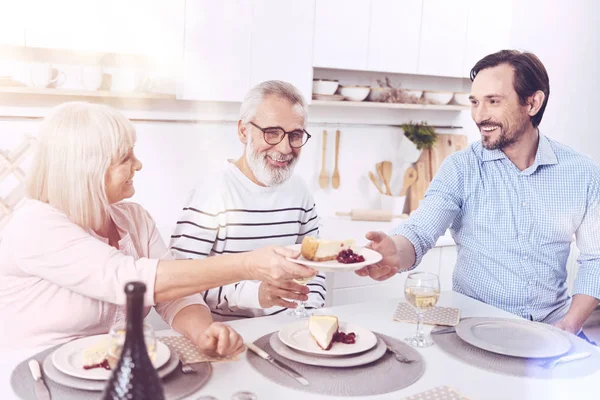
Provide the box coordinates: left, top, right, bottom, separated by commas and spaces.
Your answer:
400, 122, 437, 150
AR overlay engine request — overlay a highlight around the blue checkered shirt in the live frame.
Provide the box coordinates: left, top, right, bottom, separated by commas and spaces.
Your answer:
391, 135, 600, 324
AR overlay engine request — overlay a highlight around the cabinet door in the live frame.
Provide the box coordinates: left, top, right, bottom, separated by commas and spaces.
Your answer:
25, 0, 110, 52
313, 0, 370, 70
179, 0, 252, 102
418, 0, 469, 77
367, 0, 422, 74
250, 0, 315, 102
0, 1, 25, 46
463, 0, 513, 77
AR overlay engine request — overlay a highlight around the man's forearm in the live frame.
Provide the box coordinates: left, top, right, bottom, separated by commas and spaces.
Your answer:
170, 304, 214, 341
392, 235, 417, 271
560, 294, 599, 333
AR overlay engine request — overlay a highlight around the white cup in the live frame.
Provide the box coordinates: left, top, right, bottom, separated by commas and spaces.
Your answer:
79, 66, 104, 91
380, 194, 406, 215
29, 63, 65, 88
111, 69, 140, 93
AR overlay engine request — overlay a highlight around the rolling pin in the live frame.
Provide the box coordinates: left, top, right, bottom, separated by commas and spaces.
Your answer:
335, 209, 409, 222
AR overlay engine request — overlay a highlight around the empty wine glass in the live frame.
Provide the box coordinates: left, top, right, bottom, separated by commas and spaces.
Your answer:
287, 276, 313, 318
404, 272, 440, 347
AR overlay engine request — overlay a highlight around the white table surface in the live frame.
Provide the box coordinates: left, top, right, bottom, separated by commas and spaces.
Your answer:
3, 291, 598, 400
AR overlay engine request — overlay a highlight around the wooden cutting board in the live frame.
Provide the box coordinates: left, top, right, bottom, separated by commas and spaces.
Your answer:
405, 133, 468, 214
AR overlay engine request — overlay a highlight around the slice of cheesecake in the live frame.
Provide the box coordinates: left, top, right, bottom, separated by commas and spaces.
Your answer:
82, 338, 109, 370
301, 236, 355, 262
308, 315, 339, 350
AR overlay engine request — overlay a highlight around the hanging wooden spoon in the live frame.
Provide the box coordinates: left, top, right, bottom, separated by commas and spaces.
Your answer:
318, 130, 329, 189
376, 162, 392, 195
400, 166, 418, 196
331, 129, 341, 189
381, 161, 393, 195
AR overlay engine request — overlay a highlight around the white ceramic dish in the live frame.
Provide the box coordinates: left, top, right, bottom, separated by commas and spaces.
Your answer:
278, 319, 378, 357
455, 317, 571, 359
285, 243, 382, 272
52, 334, 171, 380
312, 79, 339, 95
422, 91, 454, 105
338, 86, 370, 101
44, 345, 180, 390
312, 93, 345, 101
270, 333, 387, 367
452, 92, 471, 106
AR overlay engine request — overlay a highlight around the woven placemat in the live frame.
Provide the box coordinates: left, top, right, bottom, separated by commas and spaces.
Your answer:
431, 327, 600, 379
247, 332, 425, 396
159, 336, 239, 363
393, 303, 460, 326
10, 344, 211, 400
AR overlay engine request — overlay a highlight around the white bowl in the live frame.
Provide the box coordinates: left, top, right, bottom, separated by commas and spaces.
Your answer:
338, 86, 370, 102
452, 92, 471, 106
312, 79, 339, 95
366, 87, 388, 102
404, 89, 423, 100
423, 91, 454, 105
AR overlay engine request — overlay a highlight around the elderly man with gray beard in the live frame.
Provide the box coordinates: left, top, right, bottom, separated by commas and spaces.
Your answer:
169, 80, 325, 321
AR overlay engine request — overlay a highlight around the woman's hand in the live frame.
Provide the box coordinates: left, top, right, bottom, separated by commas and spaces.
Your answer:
243, 246, 317, 285
191, 322, 245, 358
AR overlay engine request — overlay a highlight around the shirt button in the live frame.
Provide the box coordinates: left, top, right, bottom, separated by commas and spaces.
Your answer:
524, 255, 529, 260
528, 280, 534, 285
522, 202, 526, 206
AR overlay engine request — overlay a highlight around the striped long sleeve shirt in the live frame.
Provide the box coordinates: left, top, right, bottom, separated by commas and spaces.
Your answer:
169, 161, 325, 320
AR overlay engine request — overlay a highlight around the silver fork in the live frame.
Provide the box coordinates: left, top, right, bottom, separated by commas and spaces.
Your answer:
386, 345, 415, 364
541, 352, 592, 369
180, 361, 197, 374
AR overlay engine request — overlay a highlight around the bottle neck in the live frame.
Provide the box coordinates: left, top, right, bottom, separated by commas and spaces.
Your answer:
125, 293, 145, 338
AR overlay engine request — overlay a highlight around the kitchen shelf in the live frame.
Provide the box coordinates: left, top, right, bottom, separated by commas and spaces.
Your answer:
0, 86, 176, 100
310, 99, 468, 111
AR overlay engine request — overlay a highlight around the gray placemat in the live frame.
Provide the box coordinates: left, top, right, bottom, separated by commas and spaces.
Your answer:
431, 327, 600, 379
11, 344, 211, 400
247, 332, 425, 396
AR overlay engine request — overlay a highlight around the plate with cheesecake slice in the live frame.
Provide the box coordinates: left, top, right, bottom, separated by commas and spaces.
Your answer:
278, 316, 378, 356
286, 237, 382, 272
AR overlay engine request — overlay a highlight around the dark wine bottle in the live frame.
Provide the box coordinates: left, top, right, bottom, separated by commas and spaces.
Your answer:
102, 281, 165, 400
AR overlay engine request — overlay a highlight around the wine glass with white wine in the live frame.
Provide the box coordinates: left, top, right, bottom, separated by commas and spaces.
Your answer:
404, 272, 440, 347
287, 276, 313, 318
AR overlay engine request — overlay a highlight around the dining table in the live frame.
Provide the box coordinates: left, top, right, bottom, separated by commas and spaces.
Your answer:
2, 291, 598, 400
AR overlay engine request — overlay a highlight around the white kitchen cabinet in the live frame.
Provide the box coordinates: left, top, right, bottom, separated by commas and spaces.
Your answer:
24, 0, 184, 58
250, 0, 315, 102
462, 0, 513, 77
179, 0, 253, 102
313, 0, 371, 71
367, 0, 422, 74
418, 0, 470, 77
0, 1, 25, 46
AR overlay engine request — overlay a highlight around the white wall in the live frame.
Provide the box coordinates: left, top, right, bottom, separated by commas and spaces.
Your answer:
509, 0, 600, 161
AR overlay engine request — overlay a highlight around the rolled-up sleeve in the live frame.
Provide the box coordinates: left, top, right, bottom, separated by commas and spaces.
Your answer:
146, 214, 208, 326
389, 155, 464, 268
573, 170, 600, 299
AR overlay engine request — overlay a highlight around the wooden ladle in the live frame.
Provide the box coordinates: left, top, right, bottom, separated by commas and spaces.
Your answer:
376, 161, 392, 195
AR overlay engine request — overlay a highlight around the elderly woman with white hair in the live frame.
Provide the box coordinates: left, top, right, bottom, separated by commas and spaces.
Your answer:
0, 102, 315, 355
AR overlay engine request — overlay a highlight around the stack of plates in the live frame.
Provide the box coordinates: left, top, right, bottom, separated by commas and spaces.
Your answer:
42, 334, 179, 391
271, 320, 387, 367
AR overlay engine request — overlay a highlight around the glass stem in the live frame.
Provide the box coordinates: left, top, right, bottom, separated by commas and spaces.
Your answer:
296, 300, 306, 313
416, 310, 423, 338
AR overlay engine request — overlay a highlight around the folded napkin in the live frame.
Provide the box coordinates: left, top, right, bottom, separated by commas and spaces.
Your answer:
393, 302, 460, 326
158, 336, 239, 363
402, 385, 470, 400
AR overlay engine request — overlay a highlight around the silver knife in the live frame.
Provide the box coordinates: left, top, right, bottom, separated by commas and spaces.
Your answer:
246, 343, 309, 386
28, 359, 51, 400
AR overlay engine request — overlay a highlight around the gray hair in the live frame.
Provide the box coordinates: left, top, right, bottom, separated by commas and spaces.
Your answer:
239, 80, 308, 125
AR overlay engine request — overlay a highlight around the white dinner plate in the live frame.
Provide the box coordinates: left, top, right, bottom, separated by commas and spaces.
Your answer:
455, 317, 571, 359
285, 244, 382, 272
278, 319, 378, 356
44, 345, 180, 390
52, 334, 171, 380
270, 332, 387, 367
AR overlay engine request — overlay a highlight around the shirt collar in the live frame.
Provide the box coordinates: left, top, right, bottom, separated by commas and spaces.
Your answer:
478, 134, 558, 169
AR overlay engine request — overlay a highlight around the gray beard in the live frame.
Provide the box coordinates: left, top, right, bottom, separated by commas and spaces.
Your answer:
245, 136, 298, 186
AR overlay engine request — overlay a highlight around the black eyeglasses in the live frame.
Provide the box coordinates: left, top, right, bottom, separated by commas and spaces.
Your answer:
249, 122, 311, 148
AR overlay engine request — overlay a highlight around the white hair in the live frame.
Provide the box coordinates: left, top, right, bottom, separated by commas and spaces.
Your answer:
239, 80, 308, 125
27, 102, 136, 230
